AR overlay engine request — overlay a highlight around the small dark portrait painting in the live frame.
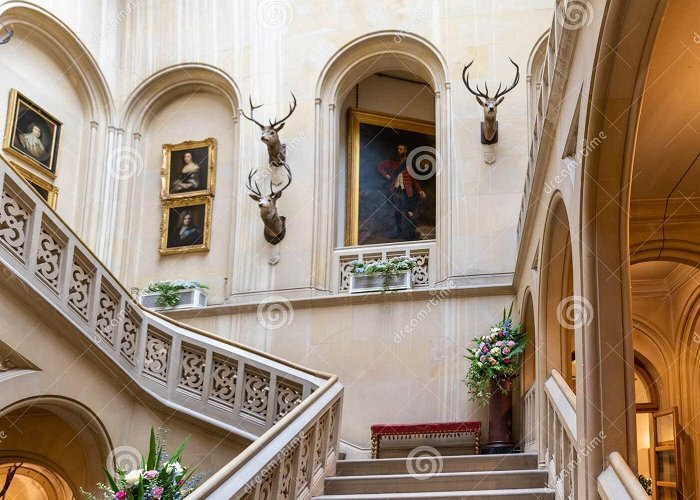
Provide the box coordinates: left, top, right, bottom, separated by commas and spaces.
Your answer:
161, 138, 216, 199
160, 198, 211, 255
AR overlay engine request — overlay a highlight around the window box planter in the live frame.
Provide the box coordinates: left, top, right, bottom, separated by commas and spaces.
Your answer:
138, 287, 208, 311
349, 270, 412, 293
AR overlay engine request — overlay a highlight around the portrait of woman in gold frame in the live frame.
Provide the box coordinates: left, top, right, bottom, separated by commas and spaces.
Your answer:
159, 197, 212, 255
346, 109, 437, 247
161, 138, 216, 200
3, 89, 62, 177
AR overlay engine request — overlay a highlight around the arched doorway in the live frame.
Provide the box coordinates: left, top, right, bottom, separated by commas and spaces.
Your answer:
0, 396, 112, 499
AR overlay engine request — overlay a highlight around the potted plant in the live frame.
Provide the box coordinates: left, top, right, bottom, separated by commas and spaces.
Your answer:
139, 280, 208, 310
83, 427, 205, 499
465, 305, 526, 454
348, 256, 417, 293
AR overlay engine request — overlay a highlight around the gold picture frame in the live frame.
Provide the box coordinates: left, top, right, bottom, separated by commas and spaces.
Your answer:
3, 89, 62, 177
160, 138, 216, 200
10, 162, 59, 209
159, 196, 212, 255
346, 108, 436, 246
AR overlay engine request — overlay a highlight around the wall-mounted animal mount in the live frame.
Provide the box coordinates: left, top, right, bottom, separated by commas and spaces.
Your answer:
241, 93, 297, 166
462, 59, 520, 144
246, 164, 292, 244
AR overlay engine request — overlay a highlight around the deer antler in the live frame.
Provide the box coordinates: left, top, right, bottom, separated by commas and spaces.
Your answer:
269, 93, 297, 129
246, 168, 263, 198
462, 59, 520, 100
241, 96, 266, 129
270, 163, 292, 199
493, 58, 520, 100
462, 61, 489, 99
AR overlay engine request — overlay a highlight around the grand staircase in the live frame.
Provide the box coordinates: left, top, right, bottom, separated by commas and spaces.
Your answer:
314, 453, 553, 499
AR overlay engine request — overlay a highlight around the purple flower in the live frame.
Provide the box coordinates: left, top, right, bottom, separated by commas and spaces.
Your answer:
115, 492, 127, 500
151, 486, 164, 499
144, 470, 158, 480
503, 347, 511, 355
480, 355, 486, 362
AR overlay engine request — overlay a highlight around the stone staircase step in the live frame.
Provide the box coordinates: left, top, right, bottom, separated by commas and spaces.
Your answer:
335, 453, 539, 476
324, 470, 549, 495
312, 487, 555, 500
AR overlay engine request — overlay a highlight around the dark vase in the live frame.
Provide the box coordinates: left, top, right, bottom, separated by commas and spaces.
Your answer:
484, 378, 516, 454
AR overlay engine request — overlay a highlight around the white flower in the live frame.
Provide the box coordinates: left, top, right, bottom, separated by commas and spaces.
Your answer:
491, 347, 500, 356
166, 462, 183, 475
490, 327, 500, 333
124, 469, 143, 487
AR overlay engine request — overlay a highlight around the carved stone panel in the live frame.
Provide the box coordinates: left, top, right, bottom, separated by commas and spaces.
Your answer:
209, 356, 238, 410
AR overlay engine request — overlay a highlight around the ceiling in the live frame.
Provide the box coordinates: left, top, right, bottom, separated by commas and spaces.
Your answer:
632, 0, 700, 200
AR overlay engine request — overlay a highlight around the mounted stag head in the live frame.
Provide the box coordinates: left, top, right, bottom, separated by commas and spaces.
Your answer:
241, 93, 297, 166
246, 164, 292, 244
462, 59, 520, 144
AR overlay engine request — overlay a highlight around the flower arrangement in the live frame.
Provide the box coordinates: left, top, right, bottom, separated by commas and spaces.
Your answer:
349, 256, 417, 291
464, 305, 526, 404
83, 428, 204, 500
142, 280, 208, 309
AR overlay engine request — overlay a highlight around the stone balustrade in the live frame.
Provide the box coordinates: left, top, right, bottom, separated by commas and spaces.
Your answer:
0, 155, 344, 496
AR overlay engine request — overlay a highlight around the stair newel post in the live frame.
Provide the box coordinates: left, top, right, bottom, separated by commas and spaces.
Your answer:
485, 377, 516, 453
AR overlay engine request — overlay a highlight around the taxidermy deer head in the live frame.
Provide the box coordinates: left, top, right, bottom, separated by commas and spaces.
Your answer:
462, 59, 520, 144
246, 164, 292, 244
241, 93, 297, 167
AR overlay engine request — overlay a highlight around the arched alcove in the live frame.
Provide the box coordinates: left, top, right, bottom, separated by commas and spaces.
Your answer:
0, 396, 113, 498
312, 31, 450, 291
113, 64, 241, 296
520, 288, 537, 392
0, 2, 114, 246
538, 192, 575, 388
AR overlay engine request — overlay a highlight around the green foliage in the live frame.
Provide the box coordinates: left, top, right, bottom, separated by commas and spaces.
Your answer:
349, 256, 417, 292
638, 474, 652, 496
83, 427, 203, 500
464, 304, 527, 404
143, 280, 208, 309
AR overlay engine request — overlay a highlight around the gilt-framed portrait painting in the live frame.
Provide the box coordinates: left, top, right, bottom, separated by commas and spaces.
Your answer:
159, 197, 211, 255
3, 89, 62, 176
161, 138, 216, 200
346, 109, 437, 246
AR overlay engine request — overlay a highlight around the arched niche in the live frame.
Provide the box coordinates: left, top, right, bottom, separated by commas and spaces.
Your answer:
526, 30, 549, 140
0, 2, 114, 245
112, 64, 241, 295
520, 287, 537, 392
538, 192, 575, 387
312, 31, 450, 291
0, 395, 113, 498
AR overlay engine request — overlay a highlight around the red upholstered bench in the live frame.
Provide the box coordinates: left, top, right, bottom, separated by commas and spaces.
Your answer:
370, 421, 481, 458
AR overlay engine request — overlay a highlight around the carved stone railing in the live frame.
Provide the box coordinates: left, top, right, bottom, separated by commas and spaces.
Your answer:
598, 451, 649, 500
517, 0, 580, 246
522, 381, 538, 453
333, 240, 435, 293
0, 155, 343, 495
544, 369, 578, 499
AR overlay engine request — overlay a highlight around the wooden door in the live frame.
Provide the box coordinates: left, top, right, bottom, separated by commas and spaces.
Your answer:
651, 407, 683, 499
